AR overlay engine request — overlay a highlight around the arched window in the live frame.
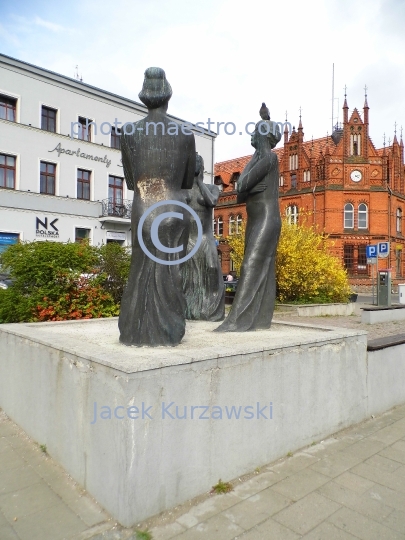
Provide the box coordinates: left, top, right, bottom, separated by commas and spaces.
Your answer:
350, 133, 361, 156
397, 208, 403, 234
236, 215, 242, 234
289, 154, 298, 170
229, 215, 235, 235
286, 204, 299, 225
344, 203, 354, 229
358, 203, 368, 229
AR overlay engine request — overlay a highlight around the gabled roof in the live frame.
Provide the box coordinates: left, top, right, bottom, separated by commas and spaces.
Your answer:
215, 136, 331, 182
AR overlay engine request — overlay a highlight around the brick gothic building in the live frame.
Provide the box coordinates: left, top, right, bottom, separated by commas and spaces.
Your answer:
214, 96, 405, 286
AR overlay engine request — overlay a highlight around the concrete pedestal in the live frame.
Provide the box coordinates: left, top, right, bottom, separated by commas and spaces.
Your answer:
0, 319, 368, 526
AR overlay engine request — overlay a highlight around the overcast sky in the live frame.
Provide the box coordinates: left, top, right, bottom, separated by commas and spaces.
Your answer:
1, 0, 405, 164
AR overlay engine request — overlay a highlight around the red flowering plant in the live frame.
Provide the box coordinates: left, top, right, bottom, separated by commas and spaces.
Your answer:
34, 273, 119, 321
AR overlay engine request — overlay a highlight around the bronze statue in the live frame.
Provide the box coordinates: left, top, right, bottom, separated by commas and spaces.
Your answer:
182, 154, 225, 321
119, 67, 196, 346
215, 116, 282, 332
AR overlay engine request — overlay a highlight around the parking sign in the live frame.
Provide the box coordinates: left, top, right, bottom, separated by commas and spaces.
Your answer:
366, 245, 377, 258
378, 242, 390, 258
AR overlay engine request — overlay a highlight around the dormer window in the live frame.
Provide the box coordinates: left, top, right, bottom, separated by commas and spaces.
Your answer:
231, 173, 240, 186
214, 175, 223, 191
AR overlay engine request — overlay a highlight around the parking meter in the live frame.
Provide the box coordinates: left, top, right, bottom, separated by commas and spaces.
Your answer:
377, 270, 391, 307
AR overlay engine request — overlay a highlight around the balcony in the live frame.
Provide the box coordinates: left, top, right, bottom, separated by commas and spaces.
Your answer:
101, 198, 132, 218
100, 198, 132, 224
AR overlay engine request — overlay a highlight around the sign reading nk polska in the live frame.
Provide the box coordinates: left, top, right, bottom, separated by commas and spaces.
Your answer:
36, 217, 59, 238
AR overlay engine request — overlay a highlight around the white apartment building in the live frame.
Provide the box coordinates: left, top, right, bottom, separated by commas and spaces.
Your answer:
0, 54, 216, 255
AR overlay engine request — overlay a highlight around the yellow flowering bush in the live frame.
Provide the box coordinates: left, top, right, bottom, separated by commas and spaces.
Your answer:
226, 218, 351, 303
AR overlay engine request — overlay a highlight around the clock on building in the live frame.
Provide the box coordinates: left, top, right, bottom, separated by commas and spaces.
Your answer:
350, 170, 362, 182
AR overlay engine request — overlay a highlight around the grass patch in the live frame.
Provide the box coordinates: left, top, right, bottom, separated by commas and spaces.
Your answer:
39, 444, 47, 454
211, 479, 233, 494
135, 531, 152, 540
286, 452, 293, 457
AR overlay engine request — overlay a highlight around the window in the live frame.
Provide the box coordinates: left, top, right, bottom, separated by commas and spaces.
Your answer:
289, 154, 298, 170
111, 126, 121, 149
41, 106, 57, 132
358, 203, 368, 229
236, 215, 242, 234
0, 232, 19, 256
230, 173, 240, 188
108, 175, 124, 215
286, 205, 298, 225
344, 244, 354, 272
229, 215, 235, 235
350, 133, 361, 156
0, 95, 16, 122
216, 216, 223, 236
303, 170, 311, 182
397, 208, 403, 234
279, 175, 284, 187
344, 203, 354, 229
357, 245, 367, 274
214, 176, 223, 191
77, 169, 91, 200
75, 228, 91, 243
40, 162, 56, 195
291, 173, 297, 189
0, 154, 16, 189
78, 116, 92, 141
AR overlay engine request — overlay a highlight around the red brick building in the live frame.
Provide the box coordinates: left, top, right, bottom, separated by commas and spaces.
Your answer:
214, 96, 405, 286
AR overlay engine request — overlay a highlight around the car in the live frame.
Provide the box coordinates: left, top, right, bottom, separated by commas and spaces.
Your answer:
0, 277, 14, 289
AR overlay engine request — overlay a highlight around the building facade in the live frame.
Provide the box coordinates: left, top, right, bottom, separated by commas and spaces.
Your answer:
0, 54, 215, 255
214, 96, 405, 286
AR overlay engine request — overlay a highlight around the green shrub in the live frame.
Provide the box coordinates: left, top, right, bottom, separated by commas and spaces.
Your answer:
0, 241, 124, 323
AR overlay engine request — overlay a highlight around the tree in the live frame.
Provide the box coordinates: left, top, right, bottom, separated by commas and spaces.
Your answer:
226, 218, 351, 303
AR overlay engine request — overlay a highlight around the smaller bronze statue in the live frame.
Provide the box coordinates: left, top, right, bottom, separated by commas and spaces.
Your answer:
182, 154, 225, 321
215, 113, 282, 332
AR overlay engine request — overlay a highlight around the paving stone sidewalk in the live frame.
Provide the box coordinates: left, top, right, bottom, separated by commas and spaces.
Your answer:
147, 404, 405, 540
272, 300, 405, 341
2, 404, 405, 540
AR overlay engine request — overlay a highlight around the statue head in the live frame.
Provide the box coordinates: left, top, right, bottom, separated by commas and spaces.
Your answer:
195, 153, 204, 177
139, 67, 172, 109
251, 119, 282, 150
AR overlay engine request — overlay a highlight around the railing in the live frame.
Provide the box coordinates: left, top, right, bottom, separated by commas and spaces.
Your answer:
101, 199, 132, 219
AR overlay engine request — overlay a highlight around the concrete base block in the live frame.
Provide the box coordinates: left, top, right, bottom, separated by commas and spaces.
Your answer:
0, 319, 369, 526
296, 303, 355, 317
361, 306, 405, 324
368, 344, 405, 416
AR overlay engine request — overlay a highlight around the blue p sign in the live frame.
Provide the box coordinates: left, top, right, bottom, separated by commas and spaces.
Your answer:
366, 245, 377, 258
378, 242, 390, 258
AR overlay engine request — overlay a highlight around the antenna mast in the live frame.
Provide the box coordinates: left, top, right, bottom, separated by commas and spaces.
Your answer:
332, 63, 335, 133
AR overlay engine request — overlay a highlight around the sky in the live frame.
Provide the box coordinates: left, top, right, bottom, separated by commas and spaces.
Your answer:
1, 0, 405, 164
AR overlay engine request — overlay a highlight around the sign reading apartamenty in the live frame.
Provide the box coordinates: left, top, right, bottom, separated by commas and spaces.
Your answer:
49, 142, 112, 168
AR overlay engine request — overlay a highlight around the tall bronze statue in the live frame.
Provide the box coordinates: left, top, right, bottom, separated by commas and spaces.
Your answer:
119, 67, 196, 346
182, 154, 225, 321
215, 116, 282, 332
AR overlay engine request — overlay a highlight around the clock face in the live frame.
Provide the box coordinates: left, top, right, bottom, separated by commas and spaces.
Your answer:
350, 170, 362, 182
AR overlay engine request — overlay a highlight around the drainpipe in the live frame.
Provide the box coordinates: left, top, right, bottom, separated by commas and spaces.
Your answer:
387, 185, 392, 272
312, 183, 317, 227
